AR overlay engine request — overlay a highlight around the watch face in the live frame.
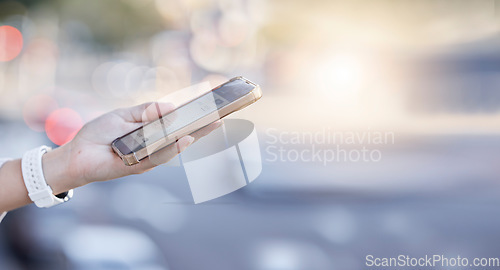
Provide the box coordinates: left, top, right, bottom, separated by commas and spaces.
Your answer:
55, 191, 69, 199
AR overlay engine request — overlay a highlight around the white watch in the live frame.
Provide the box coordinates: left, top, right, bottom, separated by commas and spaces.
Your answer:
21, 146, 73, 208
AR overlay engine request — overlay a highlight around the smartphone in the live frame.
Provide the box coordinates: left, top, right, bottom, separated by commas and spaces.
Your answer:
111, 76, 262, 166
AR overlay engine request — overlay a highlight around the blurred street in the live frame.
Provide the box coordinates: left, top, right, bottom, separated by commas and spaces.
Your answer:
1, 0, 500, 269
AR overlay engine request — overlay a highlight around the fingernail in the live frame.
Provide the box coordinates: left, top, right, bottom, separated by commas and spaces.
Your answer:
213, 120, 223, 128
179, 136, 195, 152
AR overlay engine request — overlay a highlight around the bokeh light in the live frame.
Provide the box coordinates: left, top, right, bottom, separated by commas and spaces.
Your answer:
155, 0, 188, 28
23, 94, 58, 132
45, 108, 83, 146
316, 52, 364, 94
20, 38, 58, 78
0, 25, 23, 62
218, 11, 250, 47
327, 53, 363, 89
91, 61, 117, 97
106, 61, 137, 98
201, 74, 229, 88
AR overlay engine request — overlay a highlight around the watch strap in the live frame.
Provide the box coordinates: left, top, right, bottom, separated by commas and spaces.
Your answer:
21, 146, 73, 208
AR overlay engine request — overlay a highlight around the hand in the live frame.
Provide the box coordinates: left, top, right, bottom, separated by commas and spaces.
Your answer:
43, 102, 221, 193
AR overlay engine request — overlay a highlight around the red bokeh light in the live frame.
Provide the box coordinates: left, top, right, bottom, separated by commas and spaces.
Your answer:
0, 25, 23, 62
23, 94, 59, 132
45, 108, 83, 146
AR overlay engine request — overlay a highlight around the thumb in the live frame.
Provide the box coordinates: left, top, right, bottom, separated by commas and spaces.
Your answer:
116, 102, 176, 123
177, 135, 195, 153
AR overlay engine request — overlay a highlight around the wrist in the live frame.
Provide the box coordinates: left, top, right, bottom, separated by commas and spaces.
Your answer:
42, 144, 81, 194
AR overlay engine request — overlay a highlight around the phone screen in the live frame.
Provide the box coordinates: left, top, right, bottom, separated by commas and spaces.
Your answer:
115, 78, 256, 155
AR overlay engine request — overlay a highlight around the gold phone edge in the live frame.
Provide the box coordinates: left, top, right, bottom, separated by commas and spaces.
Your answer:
112, 76, 262, 166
